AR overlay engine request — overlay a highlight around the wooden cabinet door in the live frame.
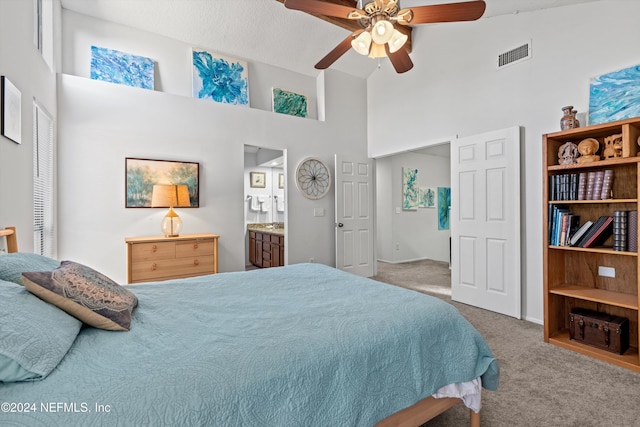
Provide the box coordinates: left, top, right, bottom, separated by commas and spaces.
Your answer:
249, 232, 256, 265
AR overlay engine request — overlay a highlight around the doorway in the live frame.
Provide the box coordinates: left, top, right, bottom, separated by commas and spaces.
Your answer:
244, 145, 286, 269
375, 143, 452, 266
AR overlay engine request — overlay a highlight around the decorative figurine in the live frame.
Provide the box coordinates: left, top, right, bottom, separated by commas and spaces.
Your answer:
560, 106, 579, 130
576, 138, 600, 163
558, 141, 579, 165
602, 133, 623, 159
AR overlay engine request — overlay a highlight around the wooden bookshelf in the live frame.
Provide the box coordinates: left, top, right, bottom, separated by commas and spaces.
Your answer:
543, 116, 640, 373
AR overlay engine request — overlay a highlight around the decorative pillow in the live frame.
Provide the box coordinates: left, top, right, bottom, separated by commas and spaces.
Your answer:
0, 279, 82, 382
22, 261, 138, 331
0, 252, 60, 285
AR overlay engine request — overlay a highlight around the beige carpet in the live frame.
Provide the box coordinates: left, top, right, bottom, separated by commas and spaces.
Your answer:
372, 259, 640, 427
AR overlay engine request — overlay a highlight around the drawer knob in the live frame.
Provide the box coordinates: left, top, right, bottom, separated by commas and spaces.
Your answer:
194, 243, 199, 249
152, 245, 157, 252
193, 259, 199, 266
151, 263, 157, 271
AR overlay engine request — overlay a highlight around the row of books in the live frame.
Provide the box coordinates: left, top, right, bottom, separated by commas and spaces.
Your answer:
549, 170, 614, 201
548, 206, 638, 251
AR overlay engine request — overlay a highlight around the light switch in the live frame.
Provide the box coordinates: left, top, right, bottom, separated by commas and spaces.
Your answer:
314, 208, 325, 217
395, 207, 401, 214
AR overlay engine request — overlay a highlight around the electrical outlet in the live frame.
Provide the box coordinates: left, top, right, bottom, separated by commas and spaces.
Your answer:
309, 258, 314, 263
598, 266, 615, 278
395, 243, 400, 250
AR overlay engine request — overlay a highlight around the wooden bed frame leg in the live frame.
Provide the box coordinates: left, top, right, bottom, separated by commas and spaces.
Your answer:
470, 409, 480, 427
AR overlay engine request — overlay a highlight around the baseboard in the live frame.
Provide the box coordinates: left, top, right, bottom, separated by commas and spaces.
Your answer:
377, 257, 447, 265
524, 316, 543, 325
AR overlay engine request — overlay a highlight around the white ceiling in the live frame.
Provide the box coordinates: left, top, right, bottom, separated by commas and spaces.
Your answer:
60, 0, 601, 79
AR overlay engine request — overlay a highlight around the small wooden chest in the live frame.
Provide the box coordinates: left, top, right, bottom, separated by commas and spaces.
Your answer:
569, 308, 629, 355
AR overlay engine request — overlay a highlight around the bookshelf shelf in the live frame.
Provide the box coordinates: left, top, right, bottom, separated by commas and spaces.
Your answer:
543, 116, 640, 372
549, 285, 638, 310
549, 199, 637, 205
548, 245, 638, 256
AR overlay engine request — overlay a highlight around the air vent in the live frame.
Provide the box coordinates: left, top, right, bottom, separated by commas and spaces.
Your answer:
497, 41, 532, 69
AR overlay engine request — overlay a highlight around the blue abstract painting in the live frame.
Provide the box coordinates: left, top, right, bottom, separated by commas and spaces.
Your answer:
589, 64, 640, 125
90, 46, 154, 90
272, 88, 308, 118
192, 49, 249, 107
402, 168, 419, 210
437, 187, 451, 230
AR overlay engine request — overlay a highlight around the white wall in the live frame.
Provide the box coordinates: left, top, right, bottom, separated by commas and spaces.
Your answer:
376, 151, 451, 264
367, 1, 640, 323
58, 11, 367, 284
0, 0, 58, 252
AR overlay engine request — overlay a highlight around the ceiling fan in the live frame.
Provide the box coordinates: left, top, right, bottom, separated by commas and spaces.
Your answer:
283, 0, 486, 73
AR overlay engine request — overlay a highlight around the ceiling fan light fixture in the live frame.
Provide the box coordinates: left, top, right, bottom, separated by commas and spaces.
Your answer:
388, 28, 408, 53
371, 19, 394, 45
368, 41, 387, 59
351, 31, 372, 55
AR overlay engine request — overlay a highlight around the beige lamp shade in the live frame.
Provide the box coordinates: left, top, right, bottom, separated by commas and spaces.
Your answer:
151, 184, 191, 208
151, 184, 190, 237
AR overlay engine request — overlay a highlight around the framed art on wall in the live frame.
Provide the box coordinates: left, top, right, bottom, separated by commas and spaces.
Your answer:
192, 48, 249, 107
90, 46, 155, 90
250, 172, 266, 188
1, 76, 21, 144
125, 158, 199, 208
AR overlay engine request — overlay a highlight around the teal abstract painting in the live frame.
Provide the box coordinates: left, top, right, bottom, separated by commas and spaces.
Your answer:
437, 187, 451, 230
402, 168, 419, 210
272, 88, 308, 118
90, 46, 155, 90
589, 64, 640, 125
192, 49, 249, 107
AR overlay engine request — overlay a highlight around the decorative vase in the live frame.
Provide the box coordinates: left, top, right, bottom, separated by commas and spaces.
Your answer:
561, 106, 579, 130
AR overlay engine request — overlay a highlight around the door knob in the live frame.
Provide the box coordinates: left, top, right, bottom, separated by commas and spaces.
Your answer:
337, 223, 344, 227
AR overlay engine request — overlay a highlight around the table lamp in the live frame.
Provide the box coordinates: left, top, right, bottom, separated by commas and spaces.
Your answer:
151, 184, 190, 237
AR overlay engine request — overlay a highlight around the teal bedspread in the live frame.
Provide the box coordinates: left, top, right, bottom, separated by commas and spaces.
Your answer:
0, 263, 498, 426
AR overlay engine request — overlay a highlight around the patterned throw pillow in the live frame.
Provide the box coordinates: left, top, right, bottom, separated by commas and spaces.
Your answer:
22, 261, 138, 331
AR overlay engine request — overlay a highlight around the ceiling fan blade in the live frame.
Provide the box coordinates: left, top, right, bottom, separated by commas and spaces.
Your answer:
315, 34, 355, 70
385, 44, 414, 74
284, 0, 363, 20
406, 0, 486, 24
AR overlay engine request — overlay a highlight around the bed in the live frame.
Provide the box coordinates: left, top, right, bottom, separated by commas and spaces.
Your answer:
0, 226, 499, 426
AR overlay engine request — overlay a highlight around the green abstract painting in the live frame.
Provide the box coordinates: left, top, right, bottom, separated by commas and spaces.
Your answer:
402, 168, 419, 210
438, 187, 451, 230
272, 88, 308, 118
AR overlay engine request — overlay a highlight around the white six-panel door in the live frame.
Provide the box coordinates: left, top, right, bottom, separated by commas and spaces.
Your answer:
335, 155, 375, 277
451, 127, 521, 318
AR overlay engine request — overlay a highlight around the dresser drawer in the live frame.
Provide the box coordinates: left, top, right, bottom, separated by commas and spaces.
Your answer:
131, 241, 175, 262
125, 233, 219, 284
175, 239, 214, 258
130, 256, 214, 283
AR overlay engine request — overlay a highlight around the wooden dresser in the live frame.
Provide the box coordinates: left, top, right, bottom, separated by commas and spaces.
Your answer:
125, 233, 219, 284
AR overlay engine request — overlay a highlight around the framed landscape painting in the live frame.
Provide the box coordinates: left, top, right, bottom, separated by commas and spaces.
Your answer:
125, 158, 199, 208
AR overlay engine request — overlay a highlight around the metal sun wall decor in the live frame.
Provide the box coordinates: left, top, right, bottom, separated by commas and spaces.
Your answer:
589, 64, 640, 125
437, 187, 451, 230
402, 167, 419, 210
192, 49, 249, 107
125, 158, 199, 208
90, 46, 155, 90
272, 88, 308, 118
